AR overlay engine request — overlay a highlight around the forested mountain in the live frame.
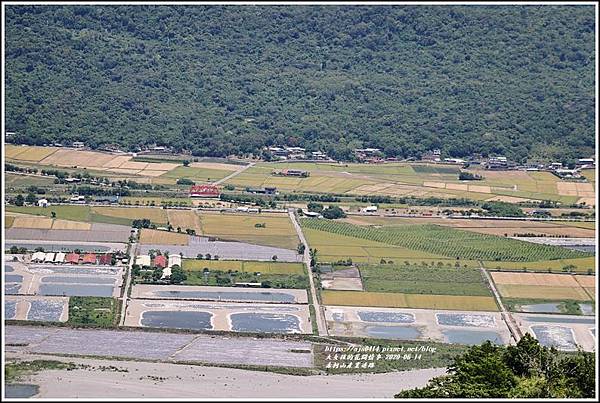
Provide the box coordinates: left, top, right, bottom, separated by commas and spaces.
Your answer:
5, 5, 595, 161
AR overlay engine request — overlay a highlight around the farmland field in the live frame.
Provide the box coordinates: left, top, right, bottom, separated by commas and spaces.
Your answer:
221, 161, 589, 203
91, 206, 168, 224
167, 210, 202, 234
495, 284, 591, 301
182, 259, 305, 274
5, 215, 16, 228
321, 290, 498, 311
138, 229, 188, 245
6, 205, 91, 222
491, 271, 594, 304
483, 257, 595, 274
301, 218, 590, 262
303, 227, 480, 266
5, 144, 59, 162
360, 264, 492, 296
198, 212, 299, 249
342, 216, 596, 238
160, 166, 232, 183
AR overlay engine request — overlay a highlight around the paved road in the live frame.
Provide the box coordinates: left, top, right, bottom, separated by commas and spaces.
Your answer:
119, 240, 137, 326
214, 162, 255, 185
288, 209, 328, 336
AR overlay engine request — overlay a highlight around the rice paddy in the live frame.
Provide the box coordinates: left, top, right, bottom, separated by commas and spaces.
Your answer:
138, 229, 189, 245
321, 290, 499, 311
198, 212, 299, 249
91, 206, 168, 224
166, 210, 202, 234
221, 161, 588, 203
159, 166, 232, 183
491, 271, 594, 303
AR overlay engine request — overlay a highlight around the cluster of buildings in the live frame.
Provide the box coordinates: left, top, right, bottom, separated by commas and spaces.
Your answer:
272, 168, 310, 177
135, 254, 182, 279
31, 252, 114, 265
266, 146, 330, 161
245, 186, 277, 195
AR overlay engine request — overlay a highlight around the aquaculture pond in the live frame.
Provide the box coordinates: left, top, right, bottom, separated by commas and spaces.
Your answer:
155, 290, 296, 303
358, 311, 415, 323
531, 325, 577, 350
141, 311, 213, 331
27, 300, 65, 322
366, 325, 422, 340
230, 313, 302, 334
436, 313, 496, 328
38, 284, 114, 297
442, 329, 504, 345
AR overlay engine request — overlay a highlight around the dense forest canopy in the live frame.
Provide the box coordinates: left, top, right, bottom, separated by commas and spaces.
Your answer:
5, 5, 596, 162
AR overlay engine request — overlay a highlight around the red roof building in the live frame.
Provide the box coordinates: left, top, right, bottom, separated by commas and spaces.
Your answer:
154, 255, 167, 268
98, 253, 112, 265
189, 185, 220, 198
82, 253, 97, 264
65, 253, 80, 264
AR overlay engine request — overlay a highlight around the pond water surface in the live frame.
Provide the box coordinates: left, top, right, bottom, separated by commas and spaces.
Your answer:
39, 284, 114, 297
358, 311, 415, 323
141, 311, 213, 331
442, 329, 504, 345
366, 325, 422, 340
4, 384, 39, 398
230, 313, 301, 333
155, 290, 295, 302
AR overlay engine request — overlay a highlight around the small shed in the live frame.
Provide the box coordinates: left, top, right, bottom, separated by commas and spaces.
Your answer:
82, 253, 97, 264
32, 251, 46, 262
44, 252, 56, 263
54, 252, 66, 263
168, 254, 182, 268
65, 253, 80, 264
98, 253, 112, 265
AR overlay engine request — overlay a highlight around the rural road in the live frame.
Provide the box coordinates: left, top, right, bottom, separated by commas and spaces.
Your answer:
214, 162, 254, 185
288, 209, 328, 336
119, 240, 137, 326
480, 267, 522, 342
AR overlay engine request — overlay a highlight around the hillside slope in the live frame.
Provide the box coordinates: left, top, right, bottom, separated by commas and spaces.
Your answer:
5, 5, 595, 161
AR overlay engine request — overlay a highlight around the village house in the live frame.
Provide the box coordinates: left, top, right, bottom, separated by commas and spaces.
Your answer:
189, 184, 221, 198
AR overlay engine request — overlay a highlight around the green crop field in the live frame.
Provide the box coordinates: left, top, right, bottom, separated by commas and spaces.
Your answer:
160, 166, 231, 183
183, 259, 305, 274
6, 205, 91, 222
303, 227, 481, 267
483, 257, 596, 274
301, 218, 591, 262
360, 264, 492, 296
